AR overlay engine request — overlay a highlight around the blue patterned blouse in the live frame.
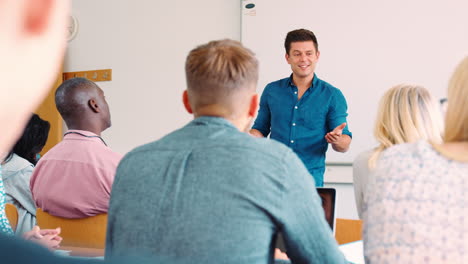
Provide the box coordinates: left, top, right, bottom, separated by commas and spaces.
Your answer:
0, 165, 14, 235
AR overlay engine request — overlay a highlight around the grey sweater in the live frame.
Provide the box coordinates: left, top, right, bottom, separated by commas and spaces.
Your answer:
2, 154, 36, 235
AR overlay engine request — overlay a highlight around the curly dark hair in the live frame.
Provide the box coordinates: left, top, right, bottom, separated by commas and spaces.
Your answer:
4, 114, 50, 165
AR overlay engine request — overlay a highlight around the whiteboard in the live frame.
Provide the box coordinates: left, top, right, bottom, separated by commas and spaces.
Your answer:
241, 0, 468, 163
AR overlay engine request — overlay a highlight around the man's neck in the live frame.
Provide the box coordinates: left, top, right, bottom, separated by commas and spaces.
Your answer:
292, 73, 314, 90
67, 125, 101, 136
293, 74, 315, 100
193, 107, 249, 133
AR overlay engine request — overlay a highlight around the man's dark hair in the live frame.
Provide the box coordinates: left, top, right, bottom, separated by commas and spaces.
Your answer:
284, 29, 319, 55
4, 114, 50, 165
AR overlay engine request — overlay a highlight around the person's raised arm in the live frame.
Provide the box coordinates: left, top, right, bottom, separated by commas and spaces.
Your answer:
326, 88, 352, 153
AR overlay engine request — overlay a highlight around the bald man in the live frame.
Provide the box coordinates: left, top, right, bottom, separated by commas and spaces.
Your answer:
30, 78, 122, 218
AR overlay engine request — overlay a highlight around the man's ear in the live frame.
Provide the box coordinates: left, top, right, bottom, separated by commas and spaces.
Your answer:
248, 93, 259, 118
316, 50, 321, 60
285, 53, 291, 64
182, 90, 193, 114
88, 99, 100, 113
24, 0, 55, 35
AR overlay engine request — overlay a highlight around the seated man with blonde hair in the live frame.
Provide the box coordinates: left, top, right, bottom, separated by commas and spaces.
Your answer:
106, 39, 346, 264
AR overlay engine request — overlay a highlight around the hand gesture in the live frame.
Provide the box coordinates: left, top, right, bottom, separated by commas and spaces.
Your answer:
325, 123, 346, 144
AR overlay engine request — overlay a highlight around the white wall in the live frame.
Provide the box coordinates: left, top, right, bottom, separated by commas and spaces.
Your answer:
66, 0, 241, 154
241, 0, 468, 163
66, 0, 360, 219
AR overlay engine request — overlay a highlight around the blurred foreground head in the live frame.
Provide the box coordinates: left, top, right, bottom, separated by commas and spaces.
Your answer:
0, 0, 69, 154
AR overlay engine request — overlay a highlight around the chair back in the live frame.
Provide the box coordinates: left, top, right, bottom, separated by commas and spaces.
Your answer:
36, 208, 107, 248
335, 218, 363, 245
5, 203, 18, 232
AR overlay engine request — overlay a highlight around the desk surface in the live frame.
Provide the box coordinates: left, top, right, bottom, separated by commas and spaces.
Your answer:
339, 240, 364, 264
59, 246, 104, 258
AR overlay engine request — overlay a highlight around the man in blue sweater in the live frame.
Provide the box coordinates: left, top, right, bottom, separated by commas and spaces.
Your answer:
106, 39, 346, 264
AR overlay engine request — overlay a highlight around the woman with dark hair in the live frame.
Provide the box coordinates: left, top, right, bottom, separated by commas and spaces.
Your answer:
1, 114, 50, 235
6, 114, 50, 165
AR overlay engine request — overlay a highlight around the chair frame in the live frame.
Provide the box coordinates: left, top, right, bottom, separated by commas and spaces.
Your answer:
36, 208, 107, 248
5, 203, 18, 232
335, 218, 363, 245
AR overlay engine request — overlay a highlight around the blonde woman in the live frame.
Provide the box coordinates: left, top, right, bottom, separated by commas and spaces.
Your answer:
364, 57, 468, 263
353, 84, 444, 218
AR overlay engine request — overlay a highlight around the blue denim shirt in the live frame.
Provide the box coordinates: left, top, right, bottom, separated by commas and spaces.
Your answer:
107, 116, 346, 264
252, 74, 352, 186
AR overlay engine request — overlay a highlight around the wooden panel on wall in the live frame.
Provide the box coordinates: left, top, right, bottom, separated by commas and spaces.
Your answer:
35, 73, 63, 155
63, 69, 112, 82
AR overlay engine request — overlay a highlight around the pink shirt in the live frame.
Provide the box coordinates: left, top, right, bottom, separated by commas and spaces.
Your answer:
30, 130, 123, 218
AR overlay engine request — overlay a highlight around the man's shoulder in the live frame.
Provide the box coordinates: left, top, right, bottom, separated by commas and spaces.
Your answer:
242, 135, 295, 156
99, 148, 123, 165
2, 154, 32, 172
124, 139, 161, 158
122, 125, 191, 155
314, 76, 341, 93
38, 138, 121, 166
121, 129, 296, 165
96, 144, 123, 160
37, 140, 66, 159
265, 77, 291, 90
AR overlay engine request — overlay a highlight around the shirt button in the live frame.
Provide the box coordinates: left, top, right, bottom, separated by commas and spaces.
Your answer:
290, 140, 294, 143
292, 123, 296, 126
294, 106, 298, 109
294, 91, 298, 94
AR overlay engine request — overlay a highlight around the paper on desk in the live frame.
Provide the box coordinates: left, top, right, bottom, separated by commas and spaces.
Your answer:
54, 249, 71, 257
339, 240, 364, 264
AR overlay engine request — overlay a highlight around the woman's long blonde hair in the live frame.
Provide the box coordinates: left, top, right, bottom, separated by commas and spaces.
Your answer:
444, 56, 468, 142
368, 84, 444, 168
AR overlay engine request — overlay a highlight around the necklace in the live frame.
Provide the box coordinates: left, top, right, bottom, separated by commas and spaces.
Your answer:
63, 131, 107, 146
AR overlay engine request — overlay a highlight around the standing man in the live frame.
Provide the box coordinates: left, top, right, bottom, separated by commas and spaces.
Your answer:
31, 78, 122, 218
250, 29, 352, 186
106, 39, 346, 264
